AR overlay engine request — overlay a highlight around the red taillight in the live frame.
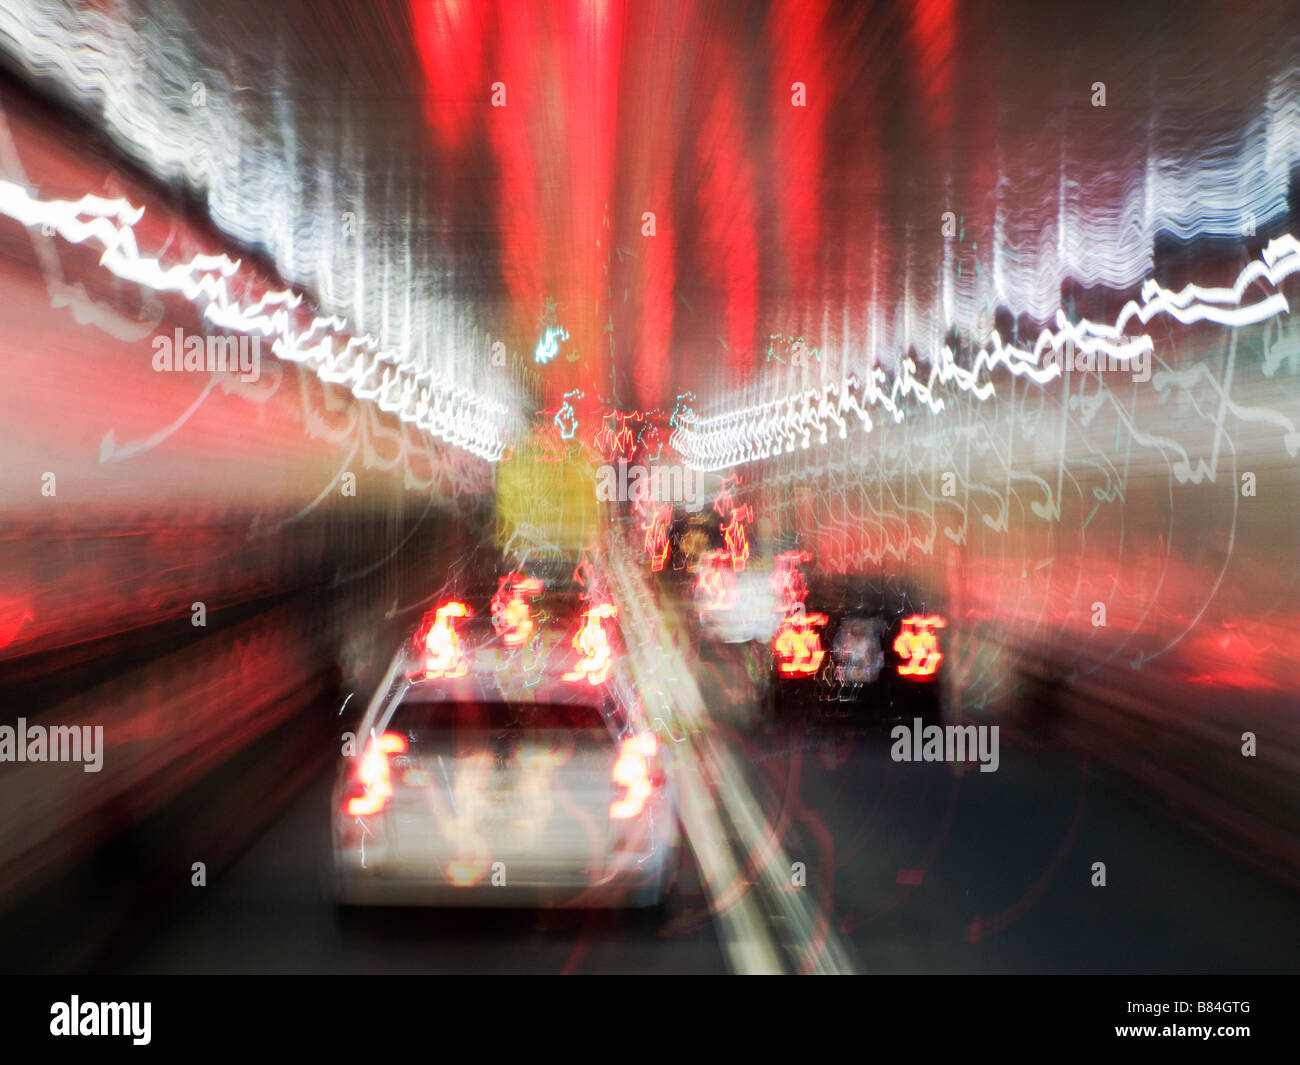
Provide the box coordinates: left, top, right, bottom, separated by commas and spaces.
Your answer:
770, 550, 812, 614
610, 732, 661, 820
563, 603, 619, 685
418, 601, 472, 678
696, 550, 736, 611
894, 614, 946, 679
720, 503, 753, 572
774, 610, 828, 677
643, 503, 672, 572
491, 575, 544, 648
344, 731, 408, 817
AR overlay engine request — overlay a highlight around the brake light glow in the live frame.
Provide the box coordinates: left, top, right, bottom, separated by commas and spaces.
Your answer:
420, 601, 472, 678
610, 733, 659, 820
344, 731, 408, 817
445, 751, 493, 887
592, 410, 641, 461
774, 609, 829, 677
696, 549, 736, 611
720, 503, 753, 571
643, 503, 672, 572
563, 602, 618, 685
770, 550, 812, 614
894, 614, 946, 678
491, 575, 544, 648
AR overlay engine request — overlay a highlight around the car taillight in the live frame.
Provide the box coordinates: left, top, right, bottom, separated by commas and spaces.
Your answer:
418, 601, 471, 678
720, 503, 753, 572
643, 503, 673, 572
610, 732, 661, 820
344, 731, 408, 817
774, 610, 828, 677
770, 550, 812, 614
491, 575, 543, 648
563, 603, 619, 685
695, 550, 736, 611
894, 614, 946, 679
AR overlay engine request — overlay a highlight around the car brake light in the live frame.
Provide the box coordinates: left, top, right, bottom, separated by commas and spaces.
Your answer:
610, 732, 661, 820
696, 550, 736, 611
418, 601, 472, 678
643, 503, 673, 572
774, 610, 828, 676
720, 503, 753, 572
491, 575, 544, 648
344, 731, 408, 817
770, 550, 812, 614
563, 603, 618, 685
894, 614, 946, 679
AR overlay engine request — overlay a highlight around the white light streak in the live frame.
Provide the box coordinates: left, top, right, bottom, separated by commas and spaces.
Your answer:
0, 179, 514, 461
674, 237, 1300, 471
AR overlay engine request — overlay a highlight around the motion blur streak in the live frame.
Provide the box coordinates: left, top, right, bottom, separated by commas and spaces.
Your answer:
0, 179, 514, 460
608, 543, 852, 974
0, 0, 1297, 976
673, 235, 1300, 469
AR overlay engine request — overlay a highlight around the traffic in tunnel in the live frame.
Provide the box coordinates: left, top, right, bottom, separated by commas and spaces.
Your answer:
0, 0, 1296, 1034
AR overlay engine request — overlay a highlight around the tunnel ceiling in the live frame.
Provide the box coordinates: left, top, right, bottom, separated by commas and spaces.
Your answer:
2, 0, 1299, 439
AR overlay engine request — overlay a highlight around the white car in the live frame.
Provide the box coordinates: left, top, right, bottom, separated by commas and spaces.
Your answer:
332, 591, 680, 911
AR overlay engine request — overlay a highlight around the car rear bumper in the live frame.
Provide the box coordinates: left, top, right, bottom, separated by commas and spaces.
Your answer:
332, 847, 676, 909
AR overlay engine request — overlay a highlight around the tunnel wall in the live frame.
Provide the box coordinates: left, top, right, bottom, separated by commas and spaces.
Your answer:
753, 306, 1300, 884
0, 81, 497, 924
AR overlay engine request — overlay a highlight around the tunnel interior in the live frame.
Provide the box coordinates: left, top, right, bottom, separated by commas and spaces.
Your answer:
0, 0, 1297, 979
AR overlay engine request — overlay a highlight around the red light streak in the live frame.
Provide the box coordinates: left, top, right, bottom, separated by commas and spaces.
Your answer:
696, 549, 737, 612
491, 574, 544, 648
721, 502, 753, 571
894, 614, 946, 678
774, 610, 828, 677
767, 0, 831, 303
643, 503, 673, 572
610, 732, 659, 820
345, 731, 409, 817
419, 601, 472, 679
0, 599, 34, 651
770, 550, 812, 614
592, 410, 643, 461
563, 603, 618, 685
694, 40, 758, 377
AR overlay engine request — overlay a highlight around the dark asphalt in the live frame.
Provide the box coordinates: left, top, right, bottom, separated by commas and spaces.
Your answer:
96, 709, 1297, 974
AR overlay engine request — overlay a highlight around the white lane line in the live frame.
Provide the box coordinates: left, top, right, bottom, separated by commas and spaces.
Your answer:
609, 551, 783, 973
609, 544, 856, 975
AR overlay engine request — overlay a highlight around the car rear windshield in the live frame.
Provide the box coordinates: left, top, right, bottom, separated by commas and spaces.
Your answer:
385, 700, 617, 746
